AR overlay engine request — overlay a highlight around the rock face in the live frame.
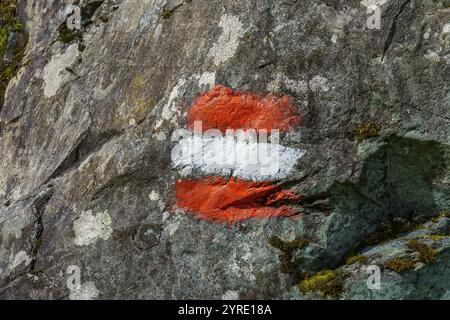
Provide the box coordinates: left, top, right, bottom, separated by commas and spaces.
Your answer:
0, 0, 449, 300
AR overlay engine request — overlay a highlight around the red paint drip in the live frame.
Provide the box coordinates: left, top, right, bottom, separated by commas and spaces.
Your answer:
175, 177, 301, 224
187, 85, 301, 133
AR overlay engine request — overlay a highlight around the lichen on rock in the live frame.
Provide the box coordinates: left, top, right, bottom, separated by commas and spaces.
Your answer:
0, 0, 449, 300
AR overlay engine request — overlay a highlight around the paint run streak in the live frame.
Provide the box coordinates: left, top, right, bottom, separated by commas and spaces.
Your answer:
175, 177, 301, 224
188, 85, 301, 133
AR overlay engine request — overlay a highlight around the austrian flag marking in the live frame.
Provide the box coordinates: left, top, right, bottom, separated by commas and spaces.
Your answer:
172, 85, 306, 224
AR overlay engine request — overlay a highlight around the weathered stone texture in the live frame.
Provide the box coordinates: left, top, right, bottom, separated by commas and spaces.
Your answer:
0, 0, 449, 299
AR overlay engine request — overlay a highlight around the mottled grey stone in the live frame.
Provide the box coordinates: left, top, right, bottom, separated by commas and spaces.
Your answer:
0, 0, 449, 299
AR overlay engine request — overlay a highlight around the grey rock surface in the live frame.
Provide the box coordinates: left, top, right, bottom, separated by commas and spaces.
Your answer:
0, 0, 449, 299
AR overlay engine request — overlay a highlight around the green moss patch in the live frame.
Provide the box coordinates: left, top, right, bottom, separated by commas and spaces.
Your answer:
298, 270, 346, 298
161, 8, 174, 20
160, 3, 183, 20
268, 236, 309, 275
425, 234, 448, 241
0, 0, 28, 109
386, 258, 417, 273
359, 217, 426, 250
432, 211, 450, 223
354, 123, 381, 142
407, 239, 438, 264
57, 23, 82, 44
345, 254, 368, 265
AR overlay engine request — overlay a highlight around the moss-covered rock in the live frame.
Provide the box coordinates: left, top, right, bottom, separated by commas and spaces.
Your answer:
407, 239, 438, 264
57, 23, 82, 44
354, 123, 381, 142
346, 255, 368, 265
0, 0, 27, 109
386, 258, 417, 273
268, 236, 309, 275
0, 0, 449, 300
298, 270, 346, 298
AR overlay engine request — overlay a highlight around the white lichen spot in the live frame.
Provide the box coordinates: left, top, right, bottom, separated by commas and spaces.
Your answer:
360, 0, 389, 8
198, 71, 216, 89
43, 43, 79, 98
331, 33, 339, 44
73, 210, 113, 246
10, 251, 32, 270
285, 78, 308, 95
164, 220, 180, 237
158, 200, 166, 211
443, 23, 450, 34
227, 243, 256, 281
222, 290, 239, 300
162, 211, 170, 222
424, 50, 440, 62
273, 22, 290, 33
153, 131, 167, 141
267, 74, 283, 93
149, 190, 160, 201
69, 281, 100, 300
161, 79, 186, 122
309, 75, 330, 92
208, 14, 245, 66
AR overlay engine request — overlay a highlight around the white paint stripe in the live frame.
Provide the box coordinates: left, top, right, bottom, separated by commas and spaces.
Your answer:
172, 135, 305, 181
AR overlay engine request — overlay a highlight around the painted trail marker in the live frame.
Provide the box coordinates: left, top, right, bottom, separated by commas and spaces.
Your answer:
172, 85, 306, 224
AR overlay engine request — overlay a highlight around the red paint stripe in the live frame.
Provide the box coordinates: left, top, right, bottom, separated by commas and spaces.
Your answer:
187, 85, 301, 133
175, 177, 301, 224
